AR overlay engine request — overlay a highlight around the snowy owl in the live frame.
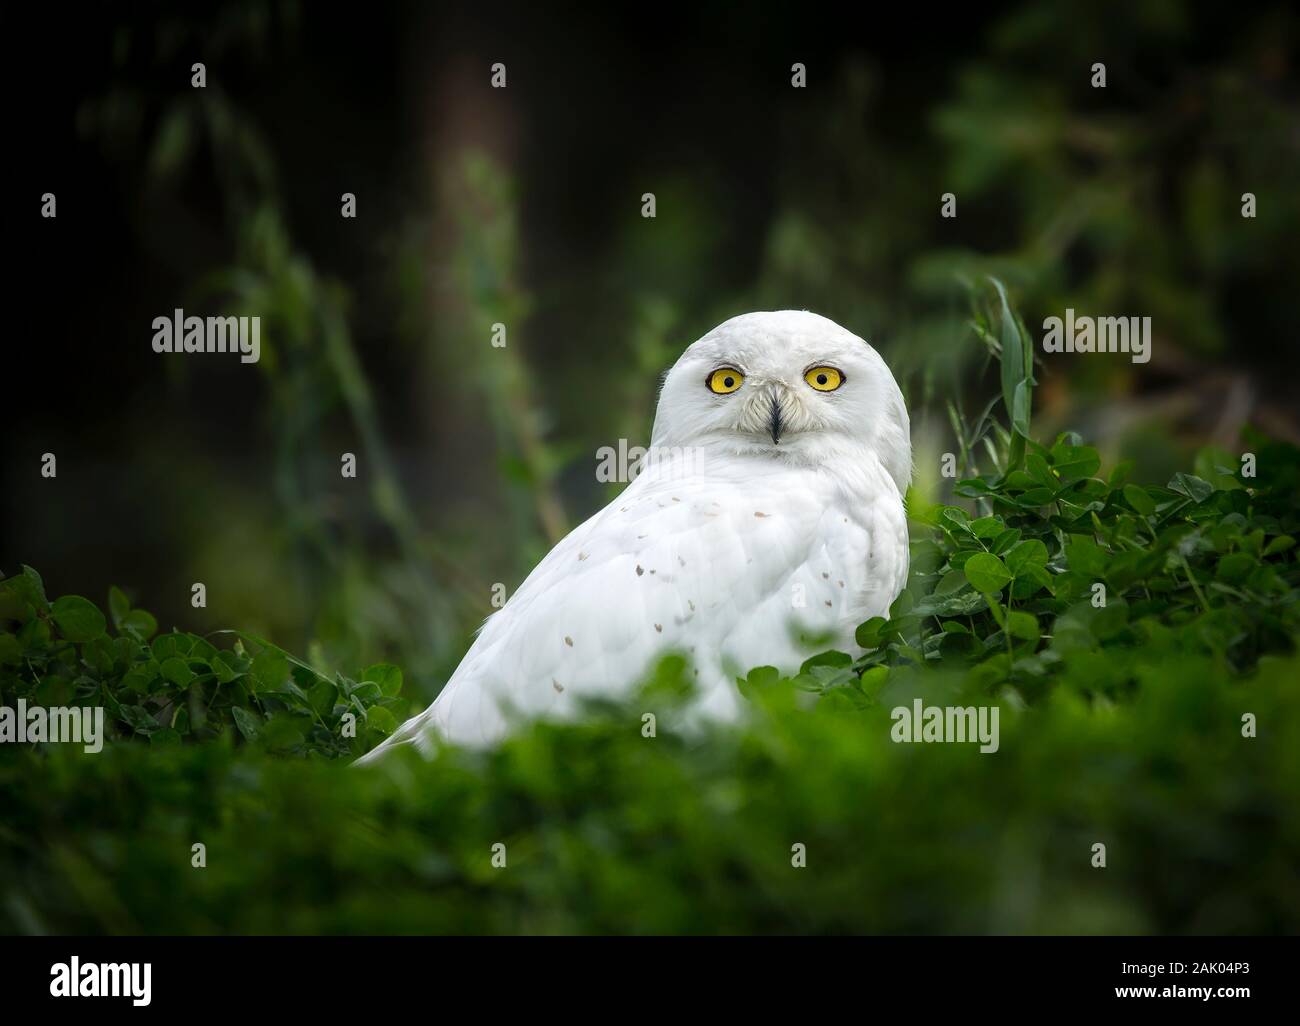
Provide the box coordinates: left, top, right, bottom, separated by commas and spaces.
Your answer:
359, 310, 910, 761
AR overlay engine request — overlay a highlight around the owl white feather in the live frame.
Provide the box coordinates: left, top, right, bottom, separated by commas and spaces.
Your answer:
359, 310, 910, 760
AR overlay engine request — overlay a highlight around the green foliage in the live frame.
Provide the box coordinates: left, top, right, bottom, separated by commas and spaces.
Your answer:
0, 569, 406, 758
873, 430, 1300, 694
2, 631, 1298, 934
847, 280, 1300, 705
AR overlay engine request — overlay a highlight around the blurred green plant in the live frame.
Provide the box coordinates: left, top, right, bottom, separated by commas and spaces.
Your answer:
0, 567, 406, 758
1, 606, 1297, 934
440, 151, 574, 553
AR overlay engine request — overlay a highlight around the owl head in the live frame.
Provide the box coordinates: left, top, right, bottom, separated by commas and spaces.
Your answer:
650, 311, 912, 495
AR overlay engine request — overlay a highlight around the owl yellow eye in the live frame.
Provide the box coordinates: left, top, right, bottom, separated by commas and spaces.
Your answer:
707, 367, 744, 394
804, 366, 844, 392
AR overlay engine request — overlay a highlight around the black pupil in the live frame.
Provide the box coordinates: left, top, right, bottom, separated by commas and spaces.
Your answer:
723, 376, 734, 388
817, 373, 827, 385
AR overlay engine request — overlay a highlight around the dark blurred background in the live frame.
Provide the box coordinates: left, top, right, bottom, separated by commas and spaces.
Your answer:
4, 0, 1298, 701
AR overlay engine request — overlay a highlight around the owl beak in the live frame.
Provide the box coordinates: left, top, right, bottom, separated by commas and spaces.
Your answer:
768, 394, 783, 445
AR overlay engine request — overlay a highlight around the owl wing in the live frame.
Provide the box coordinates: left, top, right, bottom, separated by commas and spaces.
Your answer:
364, 459, 904, 755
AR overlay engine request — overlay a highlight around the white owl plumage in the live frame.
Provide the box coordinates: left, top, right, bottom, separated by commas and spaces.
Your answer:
358, 310, 910, 761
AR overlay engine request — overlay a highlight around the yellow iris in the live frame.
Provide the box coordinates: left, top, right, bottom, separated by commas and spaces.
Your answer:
707, 368, 744, 394
804, 366, 844, 392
